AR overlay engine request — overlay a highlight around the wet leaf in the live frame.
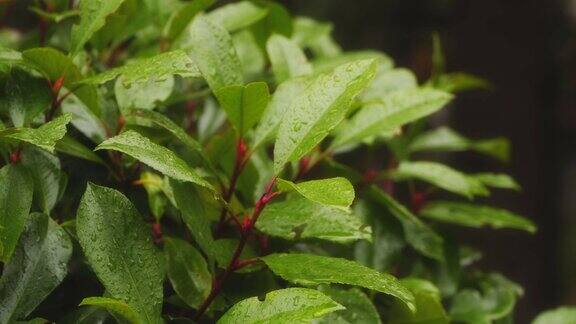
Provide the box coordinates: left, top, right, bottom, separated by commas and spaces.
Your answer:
0, 213, 72, 323
252, 78, 308, 149
367, 187, 444, 261
215, 81, 270, 135
79, 297, 141, 324
207, 1, 268, 32
22, 48, 100, 115
164, 238, 211, 309
82, 50, 201, 85
55, 135, 105, 165
0, 164, 33, 262
421, 201, 536, 233
1, 114, 72, 153
277, 177, 355, 209
256, 196, 371, 243
393, 161, 488, 199
409, 127, 510, 162
533, 306, 576, 324
70, 0, 127, 55
388, 279, 449, 324
315, 286, 382, 324
266, 34, 312, 83
3, 68, 51, 127
21, 146, 66, 214
332, 88, 452, 149
273, 59, 377, 173
261, 253, 415, 311
76, 184, 164, 324
96, 130, 213, 190
187, 14, 243, 91
218, 288, 343, 324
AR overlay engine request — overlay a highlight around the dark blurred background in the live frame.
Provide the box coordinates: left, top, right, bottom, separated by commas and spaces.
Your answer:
284, 0, 576, 321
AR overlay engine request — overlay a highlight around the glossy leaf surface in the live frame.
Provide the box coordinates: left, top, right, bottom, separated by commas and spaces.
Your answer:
218, 288, 343, 324
76, 184, 164, 324
274, 59, 377, 173
261, 253, 415, 311
0, 213, 72, 323
96, 130, 213, 190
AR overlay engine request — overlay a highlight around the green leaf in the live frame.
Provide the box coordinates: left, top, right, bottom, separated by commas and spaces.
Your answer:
70, 0, 127, 55
361, 68, 417, 101
163, 0, 215, 41
449, 274, 522, 323
409, 127, 510, 162
331, 88, 452, 149
233, 30, 266, 77
164, 238, 211, 309
0, 164, 33, 262
21, 147, 66, 214
29, 7, 79, 23
215, 82, 270, 135
367, 187, 444, 261
207, 1, 268, 33
277, 177, 355, 209
292, 17, 342, 59
139, 172, 168, 220
82, 50, 201, 85
472, 173, 520, 191
0, 213, 72, 323
76, 184, 164, 324
353, 200, 405, 272
388, 279, 449, 324
22, 47, 100, 115
124, 109, 216, 174
434, 73, 491, 93
533, 306, 576, 324
217, 288, 344, 324
170, 179, 218, 259
266, 34, 313, 83
115, 76, 174, 112
96, 130, 213, 190
79, 297, 141, 324
126, 109, 201, 152
187, 14, 243, 91
393, 161, 488, 198
312, 50, 389, 74
421, 201, 536, 233
261, 253, 415, 311
315, 286, 382, 324
273, 59, 377, 173
256, 196, 371, 243
3, 68, 51, 127
252, 78, 308, 149
60, 92, 107, 144
55, 135, 105, 165
1, 113, 72, 153
250, 2, 293, 48
409, 127, 470, 152
212, 238, 258, 273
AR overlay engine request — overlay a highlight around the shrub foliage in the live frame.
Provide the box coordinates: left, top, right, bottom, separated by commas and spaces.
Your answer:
0, 0, 570, 323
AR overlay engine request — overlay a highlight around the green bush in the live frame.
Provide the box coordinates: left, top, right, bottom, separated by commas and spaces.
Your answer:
0, 0, 573, 323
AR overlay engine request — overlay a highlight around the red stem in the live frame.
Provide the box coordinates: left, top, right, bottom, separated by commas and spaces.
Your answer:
194, 179, 277, 322
214, 138, 248, 236
9, 147, 22, 164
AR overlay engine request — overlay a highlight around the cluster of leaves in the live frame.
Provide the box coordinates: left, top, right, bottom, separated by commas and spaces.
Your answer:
0, 0, 573, 323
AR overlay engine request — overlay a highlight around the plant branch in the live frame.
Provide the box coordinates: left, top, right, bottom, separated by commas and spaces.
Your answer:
214, 138, 249, 236
194, 178, 278, 322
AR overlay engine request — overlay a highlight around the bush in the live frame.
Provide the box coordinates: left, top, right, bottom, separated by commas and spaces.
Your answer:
0, 0, 573, 323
